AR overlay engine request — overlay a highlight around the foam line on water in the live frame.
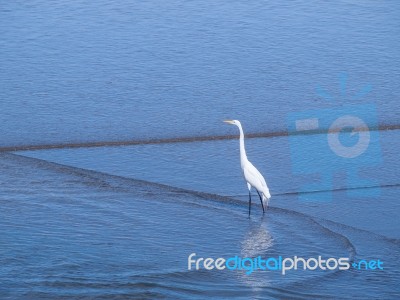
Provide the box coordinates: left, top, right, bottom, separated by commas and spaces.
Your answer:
1, 124, 399, 152
225, 182, 400, 198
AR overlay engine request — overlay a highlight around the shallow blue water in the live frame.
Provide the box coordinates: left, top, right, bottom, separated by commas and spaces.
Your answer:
1, 153, 399, 299
1, 0, 400, 146
1, 0, 400, 299
11, 128, 400, 299
20, 129, 400, 239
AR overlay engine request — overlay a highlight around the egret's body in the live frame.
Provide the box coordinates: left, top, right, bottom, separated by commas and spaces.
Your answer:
224, 120, 271, 215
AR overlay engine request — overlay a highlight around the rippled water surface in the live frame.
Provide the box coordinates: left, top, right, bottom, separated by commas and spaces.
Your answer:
1, 153, 399, 299
1, 0, 400, 146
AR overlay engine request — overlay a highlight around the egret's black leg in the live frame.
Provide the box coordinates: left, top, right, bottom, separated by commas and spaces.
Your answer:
248, 191, 252, 216
256, 190, 265, 213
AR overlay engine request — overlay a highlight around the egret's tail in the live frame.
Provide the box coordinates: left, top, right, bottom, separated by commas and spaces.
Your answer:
262, 188, 271, 208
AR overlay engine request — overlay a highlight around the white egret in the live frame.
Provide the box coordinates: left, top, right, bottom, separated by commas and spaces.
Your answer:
223, 120, 271, 215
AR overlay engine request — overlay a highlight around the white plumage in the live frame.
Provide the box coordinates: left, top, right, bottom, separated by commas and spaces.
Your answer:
224, 120, 271, 215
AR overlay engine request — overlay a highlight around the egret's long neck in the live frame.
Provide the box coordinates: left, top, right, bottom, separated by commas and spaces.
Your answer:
237, 124, 248, 166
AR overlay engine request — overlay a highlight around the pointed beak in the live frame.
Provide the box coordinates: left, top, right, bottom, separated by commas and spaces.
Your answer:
223, 120, 234, 124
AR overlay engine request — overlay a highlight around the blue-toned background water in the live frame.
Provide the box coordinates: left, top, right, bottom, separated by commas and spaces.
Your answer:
1, 1, 400, 299
1, 0, 399, 146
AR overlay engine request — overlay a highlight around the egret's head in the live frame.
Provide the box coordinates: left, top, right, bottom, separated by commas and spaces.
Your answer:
223, 119, 241, 126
